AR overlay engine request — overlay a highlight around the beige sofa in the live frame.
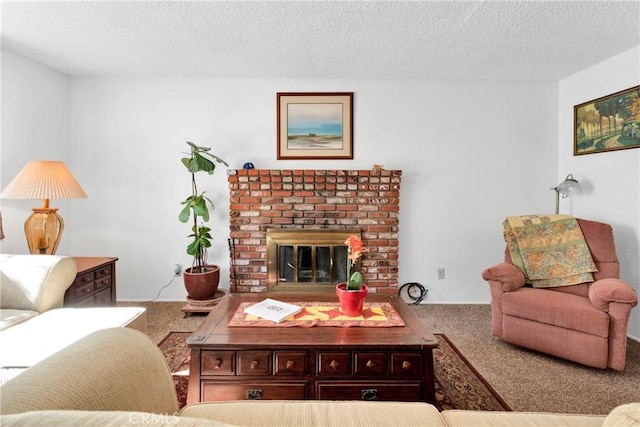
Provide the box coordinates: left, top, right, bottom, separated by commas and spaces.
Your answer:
2, 327, 637, 426
0, 255, 146, 384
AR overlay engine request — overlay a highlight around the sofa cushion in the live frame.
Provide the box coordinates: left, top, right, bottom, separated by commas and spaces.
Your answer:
441, 409, 605, 426
0, 307, 146, 384
0, 309, 38, 331
602, 402, 640, 427
0, 411, 236, 427
181, 401, 447, 427
502, 288, 609, 337
0, 255, 76, 313
0, 328, 177, 416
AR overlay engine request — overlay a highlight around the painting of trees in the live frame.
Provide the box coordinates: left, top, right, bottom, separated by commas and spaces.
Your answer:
575, 86, 640, 155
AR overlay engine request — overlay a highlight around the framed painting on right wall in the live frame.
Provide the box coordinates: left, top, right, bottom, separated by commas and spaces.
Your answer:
574, 85, 640, 155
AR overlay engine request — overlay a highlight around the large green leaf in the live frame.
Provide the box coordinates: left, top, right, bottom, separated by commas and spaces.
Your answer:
347, 271, 363, 290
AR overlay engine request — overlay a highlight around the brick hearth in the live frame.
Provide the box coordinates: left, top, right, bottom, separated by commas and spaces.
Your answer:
228, 169, 402, 294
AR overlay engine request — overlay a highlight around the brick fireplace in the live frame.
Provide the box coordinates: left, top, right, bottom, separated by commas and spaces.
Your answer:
228, 169, 402, 294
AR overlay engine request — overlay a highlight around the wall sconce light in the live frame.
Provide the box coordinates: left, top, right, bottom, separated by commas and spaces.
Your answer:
551, 173, 581, 214
0, 160, 87, 254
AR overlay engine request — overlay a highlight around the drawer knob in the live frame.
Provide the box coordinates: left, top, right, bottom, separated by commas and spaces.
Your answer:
402, 361, 411, 370
285, 359, 295, 369
329, 360, 340, 370
361, 388, 378, 401
250, 360, 259, 370
213, 359, 223, 369
366, 360, 375, 368
246, 389, 263, 400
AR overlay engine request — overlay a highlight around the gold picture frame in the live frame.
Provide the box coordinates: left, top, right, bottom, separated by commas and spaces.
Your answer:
277, 92, 353, 159
574, 85, 640, 155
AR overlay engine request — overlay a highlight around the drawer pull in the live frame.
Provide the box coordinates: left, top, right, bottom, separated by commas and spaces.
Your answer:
402, 361, 412, 370
285, 359, 295, 369
250, 360, 259, 370
361, 388, 378, 401
213, 359, 223, 369
246, 389, 263, 400
366, 360, 375, 368
329, 360, 340, 370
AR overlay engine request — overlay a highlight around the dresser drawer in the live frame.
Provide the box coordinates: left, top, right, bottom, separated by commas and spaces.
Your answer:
354, 352, 387, 375
72, 280, 95, 299
274, 351, 308, 375
237, 351, 271, 375
95, 265, 112, 280
64, 258, 117, 308
201, 351, 235, 375
317, 352, 351, 375
316, 381, 423, 401
95, 275, 112, 290
93, 287, 113, 306
74, 271, 95, 287
201, 381, 307, 401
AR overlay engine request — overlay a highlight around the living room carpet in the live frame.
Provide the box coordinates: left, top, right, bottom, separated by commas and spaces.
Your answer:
158, 331, 510, 412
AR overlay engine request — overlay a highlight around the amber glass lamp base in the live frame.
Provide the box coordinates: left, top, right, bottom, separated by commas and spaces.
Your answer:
24, 207, 64, 255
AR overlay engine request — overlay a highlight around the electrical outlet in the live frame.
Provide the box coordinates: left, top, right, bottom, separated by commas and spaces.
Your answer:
174, 264, 182, 276
437, 268, 445, 279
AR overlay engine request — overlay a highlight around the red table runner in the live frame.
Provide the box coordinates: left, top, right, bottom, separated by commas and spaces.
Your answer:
228, 301, 405, 327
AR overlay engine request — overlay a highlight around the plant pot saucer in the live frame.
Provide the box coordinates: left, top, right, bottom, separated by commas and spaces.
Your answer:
182, 289, 229, 315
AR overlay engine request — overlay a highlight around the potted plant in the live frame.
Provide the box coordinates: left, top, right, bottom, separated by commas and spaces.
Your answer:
179, 141, 229, 300
336, 234, 368, 316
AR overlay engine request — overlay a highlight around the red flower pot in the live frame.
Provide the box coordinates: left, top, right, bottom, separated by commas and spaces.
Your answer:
336, 283, 368, 317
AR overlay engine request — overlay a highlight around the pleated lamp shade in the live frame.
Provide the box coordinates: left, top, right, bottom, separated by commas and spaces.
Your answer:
1, 160, 87, 201
0, 160, 87, 254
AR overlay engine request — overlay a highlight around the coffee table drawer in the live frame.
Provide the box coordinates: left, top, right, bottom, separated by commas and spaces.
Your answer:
275, 351, 308, 375
354, 352, 387, 375
390, 353, 423, 376
201, 381, 308, 401
316, 381, 423, 401
201, 351, 235, 375
317, 352, 351, 375
237, 350, 271, 375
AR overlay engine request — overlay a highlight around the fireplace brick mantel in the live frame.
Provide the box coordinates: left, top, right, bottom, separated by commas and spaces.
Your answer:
228, 169, 402, 294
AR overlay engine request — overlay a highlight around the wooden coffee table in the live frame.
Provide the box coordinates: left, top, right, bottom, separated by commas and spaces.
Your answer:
186, 293, 438, 405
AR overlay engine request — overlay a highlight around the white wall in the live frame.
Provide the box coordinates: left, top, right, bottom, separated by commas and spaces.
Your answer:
66, 78, 557, 302
2, 49, 559, 305
558, 46, 640, 340
0, 50, 72, 254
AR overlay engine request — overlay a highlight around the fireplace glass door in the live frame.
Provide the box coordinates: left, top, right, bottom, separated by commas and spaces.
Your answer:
267, 229, 360, 293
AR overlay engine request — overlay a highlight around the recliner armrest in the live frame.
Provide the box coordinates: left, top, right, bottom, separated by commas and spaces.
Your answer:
588, 278, 638, 311
482, 263, 526, 292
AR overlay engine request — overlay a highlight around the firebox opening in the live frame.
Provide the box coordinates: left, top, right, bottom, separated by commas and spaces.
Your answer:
267, 228, 361, 293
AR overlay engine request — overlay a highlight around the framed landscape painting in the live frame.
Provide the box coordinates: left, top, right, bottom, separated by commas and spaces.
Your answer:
574, 85, 640, 155
277, 92, 353, 159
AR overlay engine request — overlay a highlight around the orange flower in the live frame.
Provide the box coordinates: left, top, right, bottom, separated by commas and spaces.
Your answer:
345, 235, 364, 263
344, 235, 365, 290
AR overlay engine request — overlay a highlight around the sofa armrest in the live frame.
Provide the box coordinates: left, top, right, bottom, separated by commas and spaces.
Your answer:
0, 255, 77, 313
482, 263, 526, 292
0, 328, 179, 415
588, 278, 638, 311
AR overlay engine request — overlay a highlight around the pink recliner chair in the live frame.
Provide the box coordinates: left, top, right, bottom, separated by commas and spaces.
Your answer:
482, 218, 637, 370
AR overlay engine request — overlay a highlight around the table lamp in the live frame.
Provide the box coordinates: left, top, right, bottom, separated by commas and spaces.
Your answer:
551, 173, 581, 214
0, 160, 87, 254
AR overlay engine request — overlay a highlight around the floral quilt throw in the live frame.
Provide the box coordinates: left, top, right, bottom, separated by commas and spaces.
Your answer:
503, 214, 597, 288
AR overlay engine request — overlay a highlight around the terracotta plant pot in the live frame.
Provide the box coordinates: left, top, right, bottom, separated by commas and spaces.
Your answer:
336, 283, 368, 317
183, 265, 220, 300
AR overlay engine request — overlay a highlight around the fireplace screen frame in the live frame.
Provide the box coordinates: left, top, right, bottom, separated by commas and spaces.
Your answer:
266, 228, 361, 293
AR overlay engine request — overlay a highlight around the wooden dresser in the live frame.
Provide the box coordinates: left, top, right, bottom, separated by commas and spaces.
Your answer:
63, 257, 118, 307
187, 293, 438, 405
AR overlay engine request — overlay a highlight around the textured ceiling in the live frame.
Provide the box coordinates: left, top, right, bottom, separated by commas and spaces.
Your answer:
1, 1, 639, 81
